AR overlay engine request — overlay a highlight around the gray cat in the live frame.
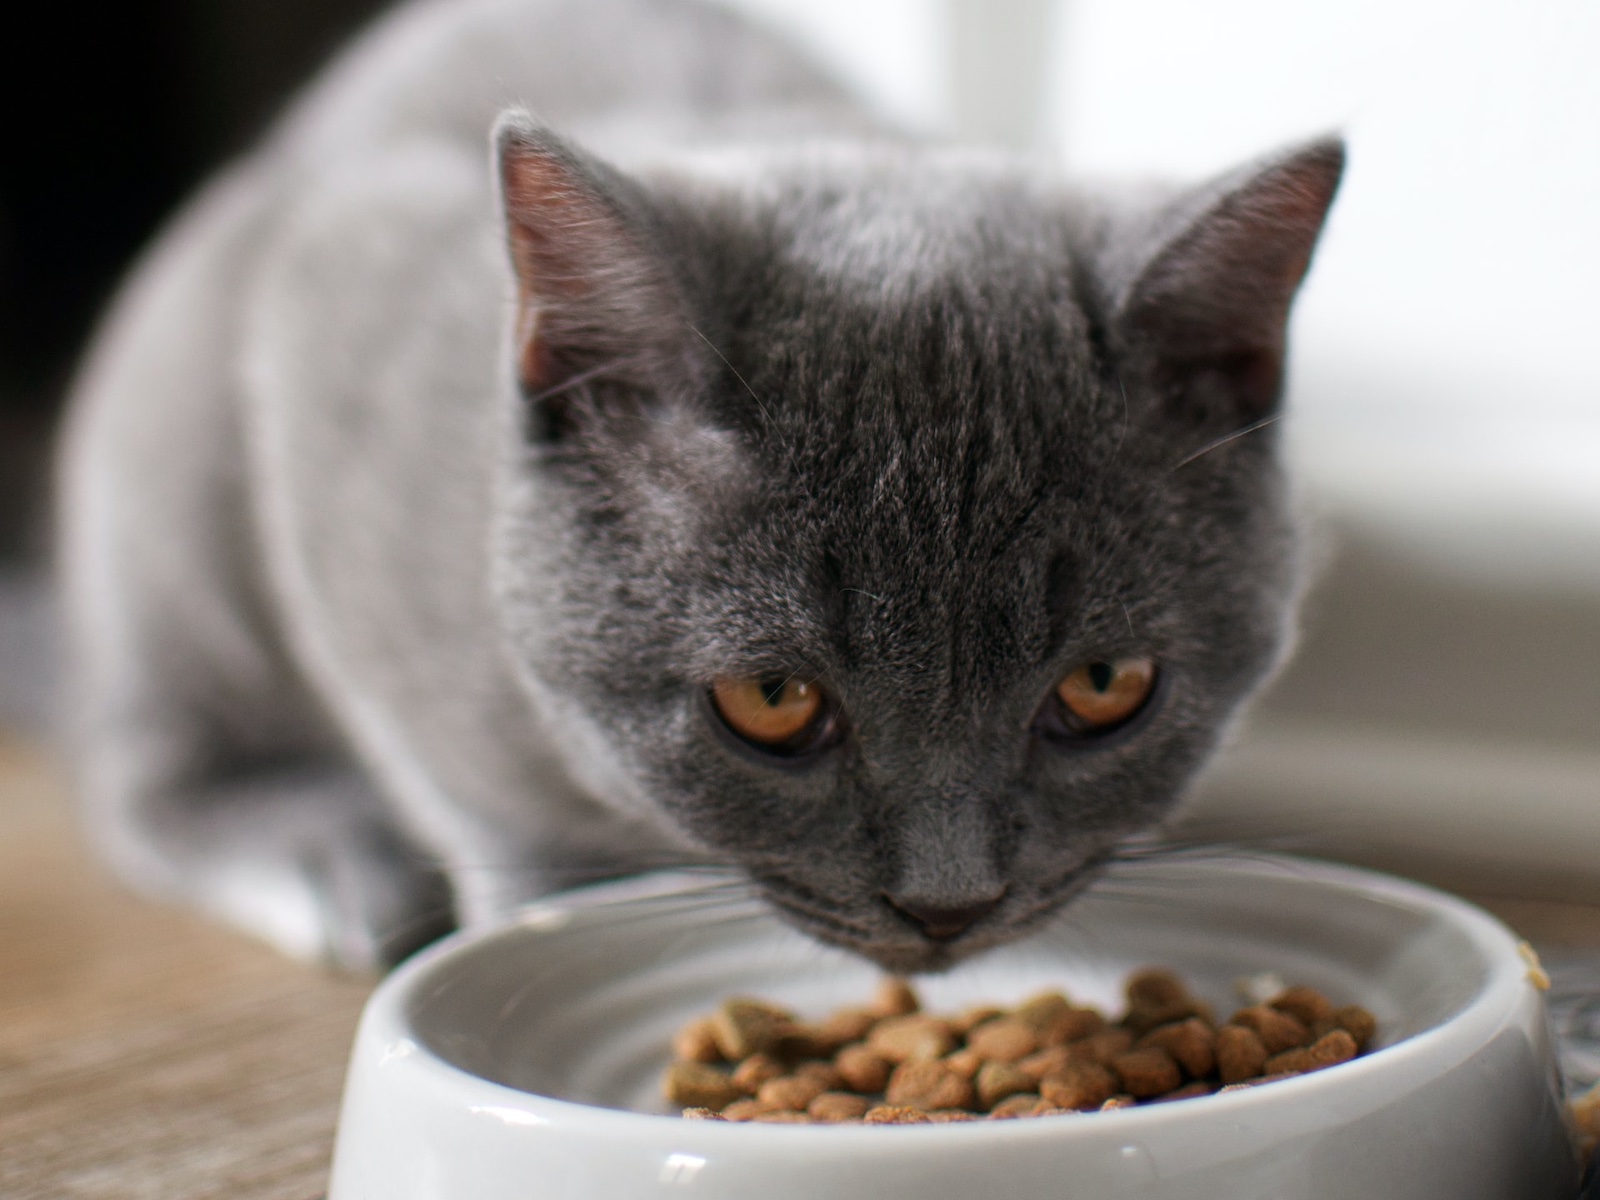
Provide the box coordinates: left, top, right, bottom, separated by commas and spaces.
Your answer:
58, 0, 1342, 973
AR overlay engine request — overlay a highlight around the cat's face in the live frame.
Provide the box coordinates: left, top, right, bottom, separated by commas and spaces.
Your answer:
491, 126, 1342, 972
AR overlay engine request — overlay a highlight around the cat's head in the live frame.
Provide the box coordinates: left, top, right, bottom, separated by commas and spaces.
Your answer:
489, 117, 1343, 973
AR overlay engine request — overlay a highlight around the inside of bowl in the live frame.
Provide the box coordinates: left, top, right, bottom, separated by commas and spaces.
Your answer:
403, 859, 1490, 1115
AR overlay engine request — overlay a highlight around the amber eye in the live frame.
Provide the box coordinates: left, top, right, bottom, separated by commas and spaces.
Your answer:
1041, 657, 1158, 738
710, 676, 835, 754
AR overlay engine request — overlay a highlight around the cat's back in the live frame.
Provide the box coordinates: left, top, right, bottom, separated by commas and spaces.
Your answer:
266, 0, 871, 170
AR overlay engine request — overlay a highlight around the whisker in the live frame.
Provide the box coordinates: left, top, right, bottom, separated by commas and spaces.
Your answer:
1169, 413, 1283, 472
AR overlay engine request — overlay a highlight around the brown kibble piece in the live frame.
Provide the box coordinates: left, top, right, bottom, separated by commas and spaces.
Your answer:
1139, 1018, 1216, 1079
730, 1053, 786, 1094
988, 1093, 1046, 1119
712, 997, 796, 1060
873, 978, 921, 1016
925, 1108, 978, 1122
975, 1060, 1037, 1110
943, 1048, 983, 1080
1215, 1024, 1268, 1084
835, 1044, 893, 1093
1099, 1094, 1137, 1111
753, 1110, 812, 1123
1075, 1027, 1135, 1064
885, 1060, 976, 1111
1264, 1028, 1358, 1076
1017, 1044, 1076, 1081
966, 1017, 1039, 1063
1229, 1005, 1309, 1054
808, 1091, 871, 1122
673, 1018, 723, 1064
1038, 1061, 1118, 1110
681, 1106, 728, 1120
756, 1074, 828, 1112
863, 1105, 932, 1124
950, 1005, 1007, 1037
720, 1098, 765, 1121
1032, 1104, 1074, 1117
868, 1014, 954, 1063
1014, 991, 1073, 1034
1270, 985, 1334, 1028
664, 1061, 745, 1111
1110, 1046, 1182, 1098
1122, 967, 1203, 1032
793, 1060, 846, 1091
1334, 1004, 1377, 1050
813, 1007, 878, 1049
1039, 1007, 1106, 1046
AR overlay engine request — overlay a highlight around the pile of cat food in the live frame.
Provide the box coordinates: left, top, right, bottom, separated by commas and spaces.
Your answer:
663, 971, 1376, 1123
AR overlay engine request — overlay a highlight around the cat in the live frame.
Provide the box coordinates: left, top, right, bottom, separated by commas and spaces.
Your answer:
58, 0, 1342, 974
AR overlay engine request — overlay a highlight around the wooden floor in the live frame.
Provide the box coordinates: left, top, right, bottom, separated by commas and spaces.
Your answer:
0, 736, 371, 1200
5, 730, 1600, 1199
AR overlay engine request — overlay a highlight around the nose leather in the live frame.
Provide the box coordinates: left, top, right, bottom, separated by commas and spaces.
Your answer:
883, 891, 1005, 940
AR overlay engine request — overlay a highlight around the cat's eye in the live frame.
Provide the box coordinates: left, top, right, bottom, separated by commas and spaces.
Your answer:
709, 676, 840, 757
1036, 657, 1158, 740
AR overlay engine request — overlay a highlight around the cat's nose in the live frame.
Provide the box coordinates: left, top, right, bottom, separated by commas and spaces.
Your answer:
882, 889, 1006, 941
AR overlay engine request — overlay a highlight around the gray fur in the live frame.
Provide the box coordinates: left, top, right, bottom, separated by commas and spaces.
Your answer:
58, 0, 1342, 971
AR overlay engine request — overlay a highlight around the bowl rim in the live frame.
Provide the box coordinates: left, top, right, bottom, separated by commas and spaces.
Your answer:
357, 853, 1536, 1142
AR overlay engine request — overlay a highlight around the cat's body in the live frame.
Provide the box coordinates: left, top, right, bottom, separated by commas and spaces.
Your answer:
60, 0, 1341, 970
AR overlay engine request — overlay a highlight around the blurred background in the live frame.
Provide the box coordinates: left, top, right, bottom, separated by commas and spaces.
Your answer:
1, 0, 1596, 899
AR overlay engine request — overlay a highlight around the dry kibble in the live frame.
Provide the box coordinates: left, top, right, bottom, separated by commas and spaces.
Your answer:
885, 1060, 976, 1111
813, 1007, 878, 1049
965, 1017, 1038, 1063
808, 1091, 872, 1122
950, 1005, 1007, 1037
1139, 1018, 1216, 1079
1334, 1004, 1377, 1051
663, 1061, 745, 1111
730, 1053, 786, 1094
667, 968, 1376, 1123
988, 1093, 1047, 1119
1229, 1005, 1309, 1054
1110, 1047, 1183, 1098
712, 997, 796, 1061
1263, 1028, 1358, 1076
793, 1060, 846, 1091
1075, 1027, 1135, 1065
1269, 985, 1335, 1028
863, 1105, 932, 1125
753, 1110, 812, 1123
943, 1048, 983, 1080
756, 1074, 828, 1112
834, 1044, 893, 1093
867, 1014, 955, 1063
872, 978, 922, 1017
1040, 1007, 1105, 1046
1038, 1061, 1118, 1111
1215, 1024, 1269, 1085
1014, 992, 1074, 1034
975, 1060, 1037, 1110
673, 1018, 723, 1064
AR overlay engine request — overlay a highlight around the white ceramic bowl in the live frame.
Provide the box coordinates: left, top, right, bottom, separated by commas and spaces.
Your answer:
327, 856, 1578, 1200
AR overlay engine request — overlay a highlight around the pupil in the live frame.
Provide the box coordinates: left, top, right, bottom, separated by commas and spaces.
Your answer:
760, 678, 789, 706
1088, 662, 1114, 692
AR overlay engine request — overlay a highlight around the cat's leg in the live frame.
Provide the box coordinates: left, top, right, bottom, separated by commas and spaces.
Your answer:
58, 167, 455, 970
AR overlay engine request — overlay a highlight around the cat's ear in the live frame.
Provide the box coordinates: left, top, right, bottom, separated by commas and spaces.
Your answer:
1113, 136, 1344, 426
495, 113, 693, 440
